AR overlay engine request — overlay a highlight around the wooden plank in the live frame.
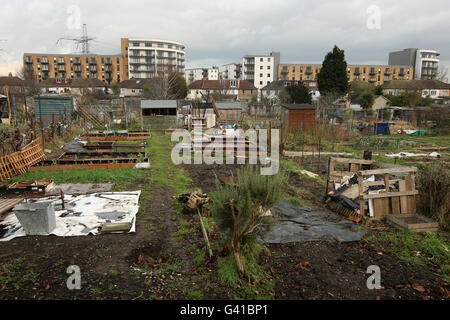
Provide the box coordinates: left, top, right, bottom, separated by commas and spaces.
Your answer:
329, 157, 375, 165
382, 197, 391, 215
405, 176, 416, 213
349, 163, 359, 172
363, 179, 400, 187
359, 167, 417, 176
398, 180, 409, 213
384, 173, 390, 192
391, 197, 401, 214
0, 198, 24, 215
373, 198, 384, 220
358, 173, 365, 216
330, 171, 356, 177
362, 190, 418, 200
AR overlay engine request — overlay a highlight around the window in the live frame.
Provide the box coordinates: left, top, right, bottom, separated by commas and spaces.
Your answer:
268, 74, 271, 78
260, 81, 263, 85
260, 66, 263, 70
260, 73, 263, 77
268, 66, 271, 70
133, 42, 140, 46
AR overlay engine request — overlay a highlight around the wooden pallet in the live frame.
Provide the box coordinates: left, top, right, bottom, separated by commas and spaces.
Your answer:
386, 214, 439, 232
358, 167, 418, 220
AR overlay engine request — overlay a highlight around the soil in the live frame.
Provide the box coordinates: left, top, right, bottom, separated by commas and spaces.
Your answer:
0, 161, 448, 300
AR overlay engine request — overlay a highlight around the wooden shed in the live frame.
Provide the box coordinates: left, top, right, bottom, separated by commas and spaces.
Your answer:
281, 103, 316, 133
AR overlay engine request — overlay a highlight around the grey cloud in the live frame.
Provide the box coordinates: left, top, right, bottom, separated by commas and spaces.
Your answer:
0, 0, 449, 74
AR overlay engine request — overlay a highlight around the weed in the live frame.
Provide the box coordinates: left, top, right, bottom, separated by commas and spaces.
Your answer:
193, 251, 206, 266
187, 290, 203, 300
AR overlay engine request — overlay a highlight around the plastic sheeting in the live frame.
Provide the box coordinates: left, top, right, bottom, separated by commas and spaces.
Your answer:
0, 191, 141, 241
260, 201, 365, 244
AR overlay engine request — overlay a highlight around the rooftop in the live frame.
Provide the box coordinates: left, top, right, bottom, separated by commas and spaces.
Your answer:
281, 103, 315, 110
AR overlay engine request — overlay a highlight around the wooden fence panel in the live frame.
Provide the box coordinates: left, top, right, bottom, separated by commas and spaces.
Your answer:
0, 138, 46, 183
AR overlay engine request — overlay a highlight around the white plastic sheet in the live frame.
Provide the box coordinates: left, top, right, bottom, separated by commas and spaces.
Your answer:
0, 191, 141, 241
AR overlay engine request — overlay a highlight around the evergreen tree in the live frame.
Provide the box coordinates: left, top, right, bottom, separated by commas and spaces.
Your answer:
282, 84, 312, 104
317, 45, 349, 96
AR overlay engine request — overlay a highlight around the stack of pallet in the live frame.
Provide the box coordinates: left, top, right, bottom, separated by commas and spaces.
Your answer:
0, 138, 46, 182
358, 167, 418, 220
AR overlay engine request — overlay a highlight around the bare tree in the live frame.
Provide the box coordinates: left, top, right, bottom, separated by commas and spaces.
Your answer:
142, 73, 188, 100
15, 67, 41, 96
211, 80, 232, 101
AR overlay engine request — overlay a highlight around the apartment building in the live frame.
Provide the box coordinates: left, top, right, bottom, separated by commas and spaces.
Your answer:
220, 63, 242, 80
23, 37, 186, 84
23, 53, 125, 84
121, 38, 185, 79
278, 64, 414, 86
388, 48, 440, 80
242, 52, 280, 89
184, 67, 219, 85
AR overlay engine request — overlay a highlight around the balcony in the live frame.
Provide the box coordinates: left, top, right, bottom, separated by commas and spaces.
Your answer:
41, 59, 49, 64
281, 69, 288, 74
369, 77, 377, 83
305, 69, 312, 74
105, 60, 112, 65
384, 70, 391, 75
58, 60, 65, 65
25, 58, 33, 64
90, 60, 97, 65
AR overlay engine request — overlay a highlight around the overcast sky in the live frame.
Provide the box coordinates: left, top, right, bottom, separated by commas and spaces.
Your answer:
0, 0, 449, 80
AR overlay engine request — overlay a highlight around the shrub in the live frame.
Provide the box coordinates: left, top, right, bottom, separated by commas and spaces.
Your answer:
210, 165, 287, 278
417, 162, 450, 228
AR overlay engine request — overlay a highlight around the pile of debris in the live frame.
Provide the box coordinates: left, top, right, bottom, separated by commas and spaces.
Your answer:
325, 156, 436, 232
175, 189, 210, 215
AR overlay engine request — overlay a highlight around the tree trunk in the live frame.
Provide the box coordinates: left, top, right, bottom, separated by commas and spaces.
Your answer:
232, 241, 244, 277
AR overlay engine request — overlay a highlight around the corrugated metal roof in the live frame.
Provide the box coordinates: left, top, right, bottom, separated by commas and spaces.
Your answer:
141, 100, 177, 109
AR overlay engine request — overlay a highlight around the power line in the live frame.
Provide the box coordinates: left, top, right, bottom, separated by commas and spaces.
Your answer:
56, 24, 95, 55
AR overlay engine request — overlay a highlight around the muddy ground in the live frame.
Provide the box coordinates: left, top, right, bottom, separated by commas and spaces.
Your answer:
0, 163, 448, 300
